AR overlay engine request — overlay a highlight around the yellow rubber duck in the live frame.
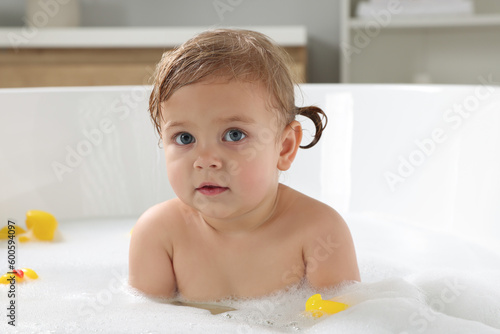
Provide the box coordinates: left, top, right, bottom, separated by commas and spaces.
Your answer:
0, 210, 58, 242
305, 294, 349, 318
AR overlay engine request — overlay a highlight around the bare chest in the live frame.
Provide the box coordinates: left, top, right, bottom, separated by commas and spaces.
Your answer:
172, 235, 305, 301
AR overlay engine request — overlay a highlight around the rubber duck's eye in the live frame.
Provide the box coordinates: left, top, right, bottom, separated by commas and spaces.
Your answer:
224, 129, 246, 142
175, 133, 195, 145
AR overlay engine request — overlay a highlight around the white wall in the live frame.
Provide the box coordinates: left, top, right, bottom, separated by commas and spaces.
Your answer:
0, 0, 341, 83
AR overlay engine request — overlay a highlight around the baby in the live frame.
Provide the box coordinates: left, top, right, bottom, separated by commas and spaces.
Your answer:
129, 29, 360, 301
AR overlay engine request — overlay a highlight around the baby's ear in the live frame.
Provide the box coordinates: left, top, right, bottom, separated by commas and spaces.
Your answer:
277, 121, 302, 171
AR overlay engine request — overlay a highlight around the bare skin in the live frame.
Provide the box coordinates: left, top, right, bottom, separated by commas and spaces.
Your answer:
129, 78, 360, 301
129, 184, 359, 301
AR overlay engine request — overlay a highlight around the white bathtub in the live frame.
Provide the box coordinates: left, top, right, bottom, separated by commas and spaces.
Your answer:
1, 84, 499, 333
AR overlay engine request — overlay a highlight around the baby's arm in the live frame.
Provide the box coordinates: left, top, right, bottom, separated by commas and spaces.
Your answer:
303, 206, 360, 289
129, 203, 176, 298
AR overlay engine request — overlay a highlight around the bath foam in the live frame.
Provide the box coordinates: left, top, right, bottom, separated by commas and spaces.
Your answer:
1, 217, 500, 333
408, 271, 500, 329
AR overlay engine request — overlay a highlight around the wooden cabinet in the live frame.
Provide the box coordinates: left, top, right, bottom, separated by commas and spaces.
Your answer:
0, 27, 307, 88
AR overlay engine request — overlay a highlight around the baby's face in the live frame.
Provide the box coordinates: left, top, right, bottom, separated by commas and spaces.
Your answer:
161, 78, 283, 221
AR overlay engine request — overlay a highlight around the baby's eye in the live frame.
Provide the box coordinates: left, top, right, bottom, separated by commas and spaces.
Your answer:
223, 129, 246, 142
174, 132, 195, 145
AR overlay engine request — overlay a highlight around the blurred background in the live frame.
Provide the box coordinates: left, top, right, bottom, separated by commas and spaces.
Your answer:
1, 1, 499, 251
0, 0, 499, 87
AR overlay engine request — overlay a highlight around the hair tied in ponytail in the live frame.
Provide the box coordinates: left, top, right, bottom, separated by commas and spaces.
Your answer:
296, 106, 328, 149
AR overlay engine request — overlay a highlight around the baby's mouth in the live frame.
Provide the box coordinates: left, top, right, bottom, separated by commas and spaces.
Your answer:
196, 184, 229, 196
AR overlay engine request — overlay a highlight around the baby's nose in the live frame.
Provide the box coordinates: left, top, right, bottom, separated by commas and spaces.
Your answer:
193, 150, 222, 170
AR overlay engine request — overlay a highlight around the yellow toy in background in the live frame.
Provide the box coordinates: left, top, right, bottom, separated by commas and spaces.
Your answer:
0, 210, 58, 242
305, 294, 349, 318
0, 268, 38, 284
25, 210, 58, 241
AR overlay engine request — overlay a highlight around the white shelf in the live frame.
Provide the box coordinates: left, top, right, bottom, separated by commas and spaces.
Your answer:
349, 13, 500, 29
340, 0, 500, 84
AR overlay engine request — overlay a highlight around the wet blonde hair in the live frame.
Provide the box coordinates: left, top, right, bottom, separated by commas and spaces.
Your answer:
149, 28, 327, 148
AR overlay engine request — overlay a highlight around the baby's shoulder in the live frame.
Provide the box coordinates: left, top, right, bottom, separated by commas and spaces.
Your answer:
133, 198, 187, 241
281, 185, 348, 236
